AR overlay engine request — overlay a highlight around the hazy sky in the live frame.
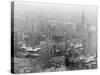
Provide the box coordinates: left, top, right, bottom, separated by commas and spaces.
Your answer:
14, 1, 97, 25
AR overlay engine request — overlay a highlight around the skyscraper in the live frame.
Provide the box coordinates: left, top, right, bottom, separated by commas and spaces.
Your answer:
76, 10, 86, 40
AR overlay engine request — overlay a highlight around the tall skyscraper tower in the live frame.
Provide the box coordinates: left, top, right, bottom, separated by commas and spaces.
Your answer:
76, 10, 86, 40
81, 10, 85, 26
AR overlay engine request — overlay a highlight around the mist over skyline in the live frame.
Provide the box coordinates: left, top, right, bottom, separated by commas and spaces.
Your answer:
12, 2, 97, 73
14, 1, 97, 25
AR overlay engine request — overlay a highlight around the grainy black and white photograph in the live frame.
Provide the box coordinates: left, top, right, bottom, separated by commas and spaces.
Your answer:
11, 1, 97, 74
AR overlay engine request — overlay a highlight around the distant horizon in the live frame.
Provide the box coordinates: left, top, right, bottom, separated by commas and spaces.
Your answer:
14, 1, 97, 25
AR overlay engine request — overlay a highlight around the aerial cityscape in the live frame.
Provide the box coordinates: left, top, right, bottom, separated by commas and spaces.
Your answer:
11, 1, 97, 74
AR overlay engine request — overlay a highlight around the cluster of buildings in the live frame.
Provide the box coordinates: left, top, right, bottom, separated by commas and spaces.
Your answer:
14, 10, 97, 56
